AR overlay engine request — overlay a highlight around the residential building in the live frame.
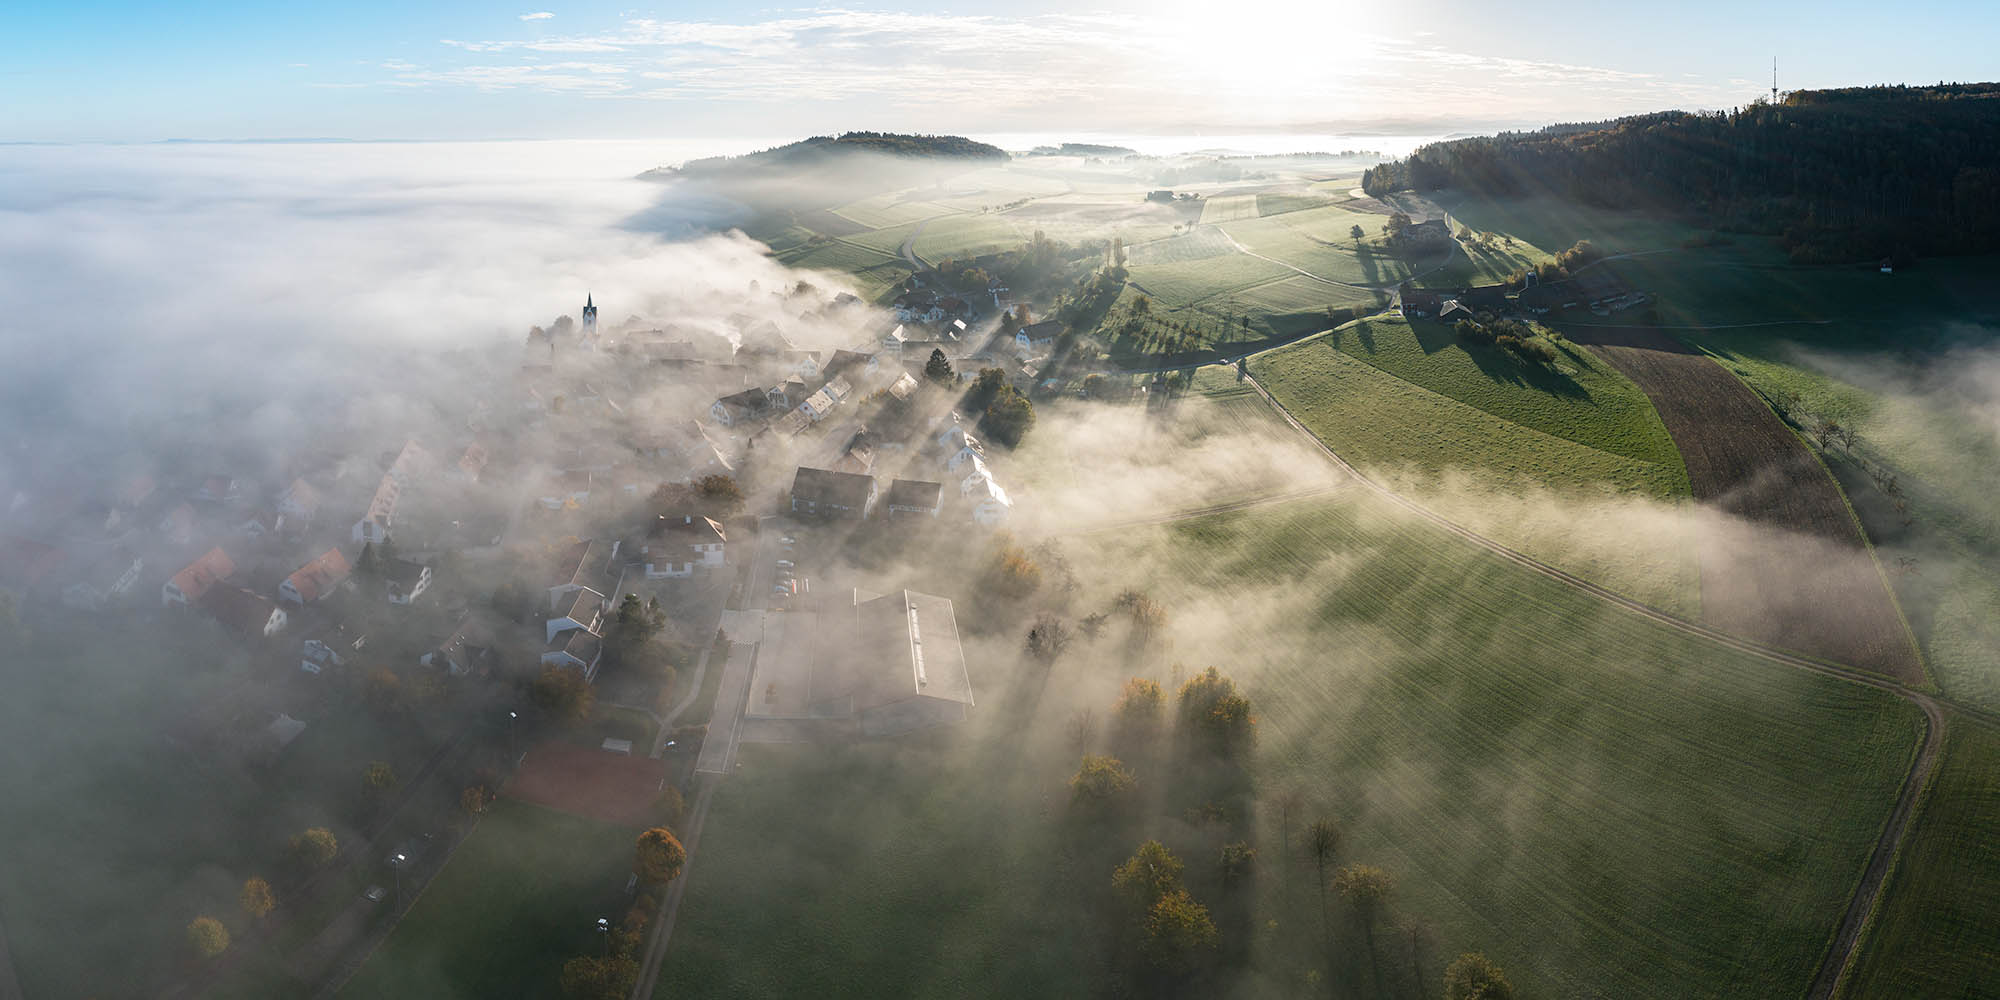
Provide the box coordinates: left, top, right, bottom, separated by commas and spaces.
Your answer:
281, 547, 352, 605
383, 558, 432, 605
548, 538, 616, 609
164, 547, 234, 607
789, 467, 877, 519
63, 552, 143, 610
962, 471, 1013, 527
640, 515, 727, 579
541, 628, 604, 680
546, 588, 607, 644
277, 478, 321, 522
420, 615, 493, 676
353, 473, 400, 544
302, 622, 366, 674
710, 387, 771, 427
1015, 320, 1062, 355
884, 479, 943, 518
202, 585, 288, 638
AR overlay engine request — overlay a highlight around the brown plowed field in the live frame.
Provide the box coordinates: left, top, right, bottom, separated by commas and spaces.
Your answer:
504, 741, 668, 827
1566, 326, 1922, 682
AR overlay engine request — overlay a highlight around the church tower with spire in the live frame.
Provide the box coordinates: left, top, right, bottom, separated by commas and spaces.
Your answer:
581, 293, 598, 340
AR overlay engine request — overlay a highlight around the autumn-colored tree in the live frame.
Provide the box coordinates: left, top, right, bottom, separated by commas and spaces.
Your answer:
186, 916, 229, 960
983, 540, 1042, 600
1069, 754, 1135, 806
1141, 889, 1218, 972
240, 878, 275, 922
1113, 677, 1165, 730
1219, 842, 1256, 886
1443, 952, 1514, 1000
1334, 865, 1396, 994
1176, 666, 1255, 755
363, 761, 397, 792
460, 784, 494, 816
694, 474, 745, 516
1113, 839, 1184, 908
634, 827, 686, 885
1024, 614, 1072, 665
290, 827, 339, 869
559, 954, 639, 1000
532, 664, 595, 722
362, 667, 403, 714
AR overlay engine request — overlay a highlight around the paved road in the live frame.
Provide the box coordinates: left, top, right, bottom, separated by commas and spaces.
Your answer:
1236, 369, 1947, 997
0, 912, 22, 1000
899, 218, 932, 271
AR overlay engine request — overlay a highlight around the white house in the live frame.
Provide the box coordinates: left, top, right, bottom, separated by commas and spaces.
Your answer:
945, 444, 987, 476
1015, 320, 1062, 355
710, 388, 771, 427
548, 538, 614, 609
641, 515, 727, 579
276, 479, 320, 522
796, 387, 841, 424
546, 588, 607, 644
963, 473, 1013, 528
935, 419, 975, 452
882, 325, 913, 350
541, 628, 604, 680
783, 350, 822, 379
384, 558, 432, 605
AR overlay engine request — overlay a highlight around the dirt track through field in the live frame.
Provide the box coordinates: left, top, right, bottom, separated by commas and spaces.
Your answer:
1566, 327, 1922, 683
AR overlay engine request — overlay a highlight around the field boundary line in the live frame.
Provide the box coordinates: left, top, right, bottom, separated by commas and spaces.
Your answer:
1235, 368, 1944, 999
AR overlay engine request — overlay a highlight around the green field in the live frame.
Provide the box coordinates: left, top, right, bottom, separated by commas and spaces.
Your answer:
1255, 192, 1343, 217
1126, 254, 1295, 309
1211, 274, 1384, 316
339, 800, 638, 1000
773, 240, 912, 301
1199, 194, 1262, 224
1844, 720, 2000, 998
657, 483, 1921, 999
1245, 333, 1699, 612
1218, 211, 1416, 288
1125, 227, 1240, 267
911, 213, 1030, 262
829, 194, 958, 230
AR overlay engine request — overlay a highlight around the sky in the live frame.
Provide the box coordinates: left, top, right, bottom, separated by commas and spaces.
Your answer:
7, 1, 1997, 142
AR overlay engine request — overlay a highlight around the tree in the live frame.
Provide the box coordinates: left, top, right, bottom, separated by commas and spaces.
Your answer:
965, 367, 1008, 412
634, 827, 687, 885
1000, 310, 1019, 336
186, 916, 230, 960
363, 761, 398, 793
240, 878, 275, 922
532, 664, 595, 722
1142, 889, 1219, 972
560, 954, 639, 1000
1219, 842, 1256, 886
1025, 614, 1073, 665
1273, 787, 1304, 871
1114, 677, 1164, 728
1113, 589, 1168, 645
1113, 839, 1185, 908
362, 667, 403, 714
1349, 223, 1366, 245
924, 348, 955, 384
1382, 210, 1412, 240
1398, 917, 1438, 1000
1176, 666, 1255, 755
1305, 818, 1339, 931
1334, 865, 1395, 994
461, 784, 495, 816
1078, 611, 1110, 640
1443, 952, 1514, 1000
693, 474, 745, 516
1069, 753, 1135, 806
290, 827, 339, 869
981, 384, 1036, 447
654, 785, 686, 826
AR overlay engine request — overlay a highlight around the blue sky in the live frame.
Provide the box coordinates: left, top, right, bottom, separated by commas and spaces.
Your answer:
7, 1, 1997, 140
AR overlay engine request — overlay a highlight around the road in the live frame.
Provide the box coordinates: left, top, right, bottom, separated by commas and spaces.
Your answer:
899, 218, 932, 271
1236, 369, 1946, 997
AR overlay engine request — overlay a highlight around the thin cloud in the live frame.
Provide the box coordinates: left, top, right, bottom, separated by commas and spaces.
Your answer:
519, 11, 554, 20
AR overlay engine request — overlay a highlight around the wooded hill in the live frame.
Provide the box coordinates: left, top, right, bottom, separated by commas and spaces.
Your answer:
670, 132, 1008, 176
1363, 84, 2000, 264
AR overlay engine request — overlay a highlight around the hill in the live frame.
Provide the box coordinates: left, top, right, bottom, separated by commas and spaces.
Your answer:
1362, 84, 2000, 264
666, 131, 1008, 177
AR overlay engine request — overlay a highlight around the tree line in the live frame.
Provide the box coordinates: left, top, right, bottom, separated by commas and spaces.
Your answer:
1363, 84, 2000, 264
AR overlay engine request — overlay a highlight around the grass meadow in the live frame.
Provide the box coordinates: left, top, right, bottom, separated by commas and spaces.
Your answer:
338, 799, 638, 1000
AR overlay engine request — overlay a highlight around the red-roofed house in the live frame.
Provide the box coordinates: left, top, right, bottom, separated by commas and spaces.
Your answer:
281, 547, 352, 605
164, 547, 235, 607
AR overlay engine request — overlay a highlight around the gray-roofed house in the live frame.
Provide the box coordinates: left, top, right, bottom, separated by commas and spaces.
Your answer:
710, 387, 772, 427
383, 558, 432, 605
807, 589, 974, 735
640, 515, 726, 579
541, 627, 604, 680
789, 467, 877, 519
884, 479, 942, 518
546, 587, 607, 644
548, 538, 616, 609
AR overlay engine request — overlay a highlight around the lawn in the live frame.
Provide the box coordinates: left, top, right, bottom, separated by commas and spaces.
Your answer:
1246, 334, 1699, 612
338, 799, 638, 1000
654, 484, 1921, 999
1844, 720, 2000, 998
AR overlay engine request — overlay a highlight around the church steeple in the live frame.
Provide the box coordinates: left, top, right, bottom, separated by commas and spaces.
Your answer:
581, 293, 598, 339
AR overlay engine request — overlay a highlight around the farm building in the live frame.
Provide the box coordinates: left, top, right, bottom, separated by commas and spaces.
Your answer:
1399, 288, 1443, 318
789, 467, 878, 519
807, 589, 974, 736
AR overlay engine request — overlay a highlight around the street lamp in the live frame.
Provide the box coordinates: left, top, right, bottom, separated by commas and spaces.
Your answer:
391, 852, 408, 908
507, 710, 518, 758
596, 916, 611, 955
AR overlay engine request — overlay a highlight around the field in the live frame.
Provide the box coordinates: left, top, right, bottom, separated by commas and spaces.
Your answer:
1198, 193, 1262, 225
910, 213, 1031, 262
1126, 254, 1296, 309
505, 741, 670, 827
1569, 325, 1921, 680
656, 481, 1923, 999
771, 240, 911, 301
1844, 720, 2000, 997
338, 800, 638, 1000
1246, 333, 1700, 612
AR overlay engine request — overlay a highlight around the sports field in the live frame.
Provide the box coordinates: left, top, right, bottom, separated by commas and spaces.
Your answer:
338, 800, 638, 1000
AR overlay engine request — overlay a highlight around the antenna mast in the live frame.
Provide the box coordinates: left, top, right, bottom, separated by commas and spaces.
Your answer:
1772, 57, 1778, 104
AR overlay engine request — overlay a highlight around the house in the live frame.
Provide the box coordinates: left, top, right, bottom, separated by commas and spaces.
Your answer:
353, 474, 400, 544
384, 440, 432, 486
963, 473, 1013, 527
164, 547, 235, 607
936, 420, 976, 452
456, 442, 490, 482
1399, 288, 1443, 319
113, 473, 158, 512
281, 547, 352, 605
420, 615, 492, 676
936, 297, 970, 322
885, 371, 919, 401
277, 478, 321, 522
541, 627, 604, 680
1438, 299, 1474, 323
789, 467, 877, 519
383, 558, 432, 605
548, 538, 616, 609
201, 585, 288, 639
884, 479, 943, 518
546, 588, 607, 644
237, 509, 285, 538
823, 349, 882, 385
302, 622, 366, 674
796, 387, 841, 424
806, 589, 974, 735
1455, 285, 1509, 311
1517, 282, 1577, 315
63, 552, 143, 610
197, 476, 242, 504
1015, 320, 1062, 355
1397, 218, 1452, 249
882, 325, 913, 350
538, 470, 592, 510
768, 374, 809, 409
893, 292, 940, 323
160, 502, 198, 545
641, 514, 727, 579
822, 375, 855, 404
783, 350, 822, 379
710, 388, 771, 427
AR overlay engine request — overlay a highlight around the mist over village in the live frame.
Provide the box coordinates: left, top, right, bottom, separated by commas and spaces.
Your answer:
2, 4, 1999, 1000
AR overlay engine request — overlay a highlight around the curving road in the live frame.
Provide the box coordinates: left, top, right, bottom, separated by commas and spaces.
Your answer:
1235, 370, 1945, 1000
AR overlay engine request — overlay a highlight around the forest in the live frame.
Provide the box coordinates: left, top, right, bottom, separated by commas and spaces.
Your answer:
1362, 84, 2000, 264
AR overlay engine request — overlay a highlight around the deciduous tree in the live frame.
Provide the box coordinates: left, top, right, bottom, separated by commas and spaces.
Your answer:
1114, 677, 1165, 728
560, 954, 639, 1000
1219, 842, 1256, 886
240, 878, 275, 921
1141, 889, 1218, 972
634, 827, 686, 885
1334, 864, 1395, 994
1069, 753, 1135, 806
532, 664, 595, 722
1025, 614, 1072, 665
1443, 952, 1514, 1000
290, 827, 339, 869
186, 916, 229, 960
1113, 839, 1185, 908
